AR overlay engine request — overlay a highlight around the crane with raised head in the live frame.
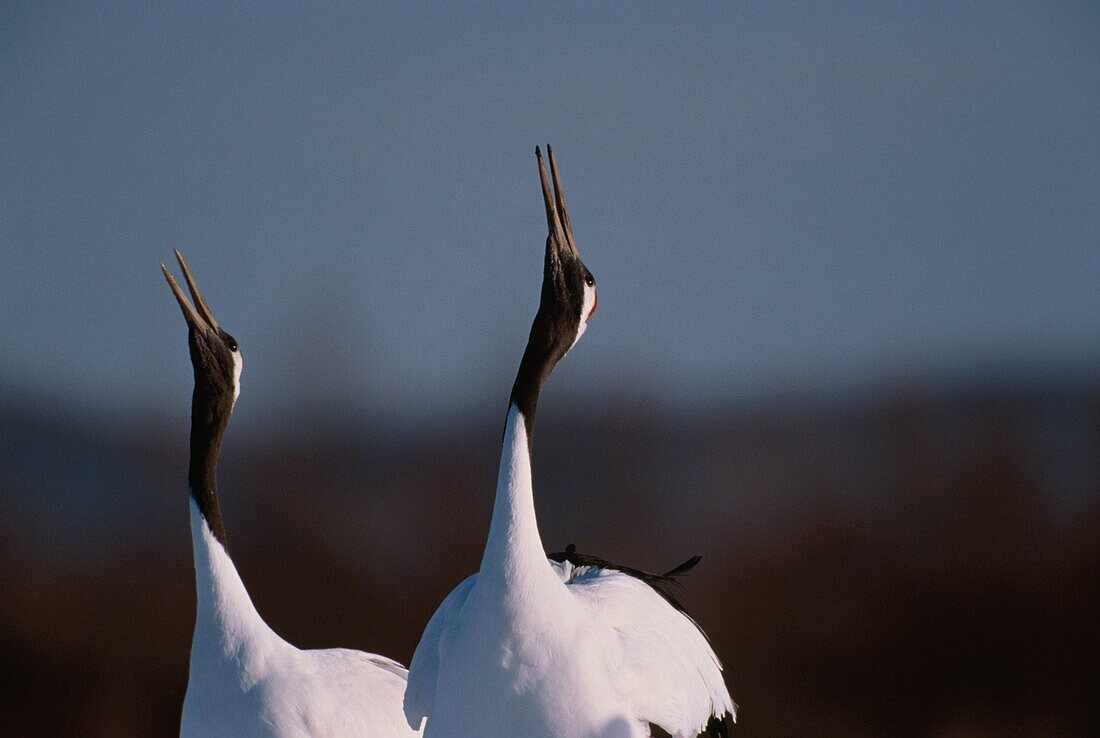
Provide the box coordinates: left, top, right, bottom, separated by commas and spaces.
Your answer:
162, 250, 420, 738
404, 148, 735, 738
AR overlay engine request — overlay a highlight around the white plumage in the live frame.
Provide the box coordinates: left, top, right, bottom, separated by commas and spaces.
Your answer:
404, 147, 734, 737
404, 408, 734, 738
162, 251, 419, 737
182, 502, 420, 737
554, 562, 732, 736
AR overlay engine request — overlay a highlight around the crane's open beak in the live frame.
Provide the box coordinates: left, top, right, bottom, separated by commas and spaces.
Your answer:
161, 249, 220, 334
536, 145, 580, 260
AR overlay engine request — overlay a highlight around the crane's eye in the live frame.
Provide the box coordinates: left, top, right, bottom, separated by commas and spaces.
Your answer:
584, 273, 594, 287
227, 339, 239, 352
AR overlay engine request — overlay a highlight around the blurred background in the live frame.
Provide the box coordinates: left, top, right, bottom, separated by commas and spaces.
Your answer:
2, 2, 1098, 735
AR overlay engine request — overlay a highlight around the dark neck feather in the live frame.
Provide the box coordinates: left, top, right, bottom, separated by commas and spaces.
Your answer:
507, 237, 581, 442
509, 340, 555, 439
189, 381, 232, 547
509, 299, 575, 441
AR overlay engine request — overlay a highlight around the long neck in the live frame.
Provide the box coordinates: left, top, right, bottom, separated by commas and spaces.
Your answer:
188, 382, 230, 546
186, 381, 273, 663
507, 311, 563, 435
188, 501, 272, 670
479, 336, 568, 600
480, 404, 549, 573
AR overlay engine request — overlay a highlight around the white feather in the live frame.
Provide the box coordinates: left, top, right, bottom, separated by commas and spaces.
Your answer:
558, 563, 734, 737
404, 406, 733, 737
183, 500, 420, 737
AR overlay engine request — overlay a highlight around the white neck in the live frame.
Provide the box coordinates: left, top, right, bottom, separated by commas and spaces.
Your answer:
188, 499, 279, 683
479, 404, 567, 602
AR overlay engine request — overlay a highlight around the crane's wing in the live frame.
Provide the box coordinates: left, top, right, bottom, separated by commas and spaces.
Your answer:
403, 573, 478, 731
293, 648, 420, 737
552, 548, 736, 738
404, 552, 734, 738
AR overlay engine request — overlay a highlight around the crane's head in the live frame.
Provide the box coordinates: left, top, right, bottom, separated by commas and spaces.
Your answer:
531, 145, 597, 362
161, 250, 243, 411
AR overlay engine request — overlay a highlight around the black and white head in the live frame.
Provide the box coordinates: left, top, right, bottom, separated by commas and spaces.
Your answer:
510, 146, 598, 424
533, 145, 598, 357
161, 249, 243, 415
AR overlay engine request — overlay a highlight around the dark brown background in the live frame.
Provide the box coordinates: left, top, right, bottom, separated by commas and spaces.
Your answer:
2, 377, 1096, 736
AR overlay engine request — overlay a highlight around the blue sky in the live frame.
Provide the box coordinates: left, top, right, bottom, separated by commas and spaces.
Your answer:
2, 2, 1098, 428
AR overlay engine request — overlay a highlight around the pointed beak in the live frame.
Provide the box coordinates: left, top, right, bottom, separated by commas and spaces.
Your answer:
161, 249, 219, 334
536, 145, 580, 260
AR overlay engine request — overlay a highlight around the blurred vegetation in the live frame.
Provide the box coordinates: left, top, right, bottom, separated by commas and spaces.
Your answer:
0, 378, 1096, 736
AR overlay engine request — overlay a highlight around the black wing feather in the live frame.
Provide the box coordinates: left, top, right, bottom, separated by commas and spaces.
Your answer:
547, 543, 701, 616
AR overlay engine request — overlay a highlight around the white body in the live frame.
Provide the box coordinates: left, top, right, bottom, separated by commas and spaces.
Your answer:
182, 501, 420, 738
404, 407, 733, 737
